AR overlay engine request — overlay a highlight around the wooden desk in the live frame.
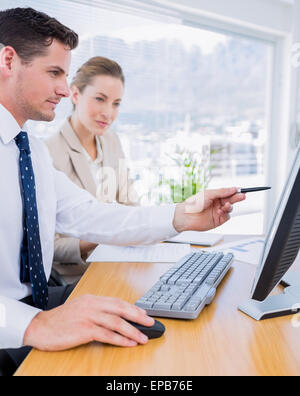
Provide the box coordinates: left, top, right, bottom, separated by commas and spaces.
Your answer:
16, 238, 300, 376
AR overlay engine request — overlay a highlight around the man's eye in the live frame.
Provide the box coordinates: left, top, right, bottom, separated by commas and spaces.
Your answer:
50, 71, 58, 76
96, 97, 104, 102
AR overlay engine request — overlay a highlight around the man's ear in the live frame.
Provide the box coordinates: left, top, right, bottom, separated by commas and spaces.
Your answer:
0, 46, 18, 77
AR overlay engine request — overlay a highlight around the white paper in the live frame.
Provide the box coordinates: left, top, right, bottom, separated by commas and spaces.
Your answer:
87, 243, 191, 263
201, 237, 265, 266
166, 231, 224, 246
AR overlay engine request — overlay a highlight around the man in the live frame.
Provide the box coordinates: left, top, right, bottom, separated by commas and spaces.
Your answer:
0, 7, 245, 374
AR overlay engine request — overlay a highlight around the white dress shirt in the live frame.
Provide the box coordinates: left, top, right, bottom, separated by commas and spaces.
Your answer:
81, 136, 104, 185
0, 104, 178, 349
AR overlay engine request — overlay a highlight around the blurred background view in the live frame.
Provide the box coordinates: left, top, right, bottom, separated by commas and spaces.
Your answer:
2, 0, 300, 235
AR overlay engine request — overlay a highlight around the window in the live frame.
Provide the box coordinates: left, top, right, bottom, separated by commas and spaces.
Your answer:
296, 75, 300, 151
1, 0, 273, 234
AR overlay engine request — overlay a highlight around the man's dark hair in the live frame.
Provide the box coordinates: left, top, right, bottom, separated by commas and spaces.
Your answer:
0, 7, 78, 63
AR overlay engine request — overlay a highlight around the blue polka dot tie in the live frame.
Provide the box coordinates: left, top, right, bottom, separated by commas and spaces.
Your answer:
15, 132, 48, 310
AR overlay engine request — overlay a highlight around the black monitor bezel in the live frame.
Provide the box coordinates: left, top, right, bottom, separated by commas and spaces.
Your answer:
251, 148, 300, 301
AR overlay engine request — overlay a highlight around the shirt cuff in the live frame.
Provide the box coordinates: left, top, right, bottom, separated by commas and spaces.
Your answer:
149, 204, 179, 241
0, 296, 41, 349
73, 238, 87, 265
54, 236, 86, 266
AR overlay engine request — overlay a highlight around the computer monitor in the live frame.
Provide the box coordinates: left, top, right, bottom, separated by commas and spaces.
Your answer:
238, 145, 300, 320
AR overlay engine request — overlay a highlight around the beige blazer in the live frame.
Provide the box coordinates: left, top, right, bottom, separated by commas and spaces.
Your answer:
46, 118, 137, 274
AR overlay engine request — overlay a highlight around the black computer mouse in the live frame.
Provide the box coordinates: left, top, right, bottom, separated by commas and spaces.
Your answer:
127, 319, 165, 339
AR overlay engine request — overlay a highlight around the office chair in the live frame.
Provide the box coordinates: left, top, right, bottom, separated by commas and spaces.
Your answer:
0, 350, 17, 377
49, 268, 67, 287
0, 270, 67, 377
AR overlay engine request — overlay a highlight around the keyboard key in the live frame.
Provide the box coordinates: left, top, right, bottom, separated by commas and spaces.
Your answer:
136, 301, 154, 309
160, 285, 171, 292
176, 279, 193, 286
171, 294, 191, 310
184, 302, 201, 312
153, 302, 173, 310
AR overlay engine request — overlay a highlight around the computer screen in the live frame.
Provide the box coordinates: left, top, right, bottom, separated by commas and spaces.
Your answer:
250, 145, 300, 302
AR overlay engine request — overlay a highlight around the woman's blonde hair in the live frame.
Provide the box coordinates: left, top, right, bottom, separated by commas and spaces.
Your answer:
70, 56, 125, 108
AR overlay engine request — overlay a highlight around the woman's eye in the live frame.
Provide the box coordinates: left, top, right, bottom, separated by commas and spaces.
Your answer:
50, 71, 58, 76
96, 97, 104, 102
114, 103, 121, 107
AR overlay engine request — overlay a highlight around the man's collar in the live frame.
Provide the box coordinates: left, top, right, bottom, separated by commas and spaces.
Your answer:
0, 103, 29, 144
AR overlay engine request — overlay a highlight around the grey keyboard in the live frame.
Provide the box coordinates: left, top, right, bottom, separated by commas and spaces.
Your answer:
136, 251, 234, 319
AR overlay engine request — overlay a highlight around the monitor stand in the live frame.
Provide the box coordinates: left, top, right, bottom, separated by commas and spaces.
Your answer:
281, 270, 300, 288
238, 271, 300, 321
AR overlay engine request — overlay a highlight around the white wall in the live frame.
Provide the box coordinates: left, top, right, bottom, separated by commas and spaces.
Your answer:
289, 0, 300, 155
151, 0, 293, 37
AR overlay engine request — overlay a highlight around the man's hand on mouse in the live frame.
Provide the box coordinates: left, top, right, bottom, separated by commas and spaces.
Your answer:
173, 187, 246, 233
23, 295, 155, 351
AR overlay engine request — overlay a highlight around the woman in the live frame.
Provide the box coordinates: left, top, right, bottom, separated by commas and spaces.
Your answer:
47, 57, 137, 282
